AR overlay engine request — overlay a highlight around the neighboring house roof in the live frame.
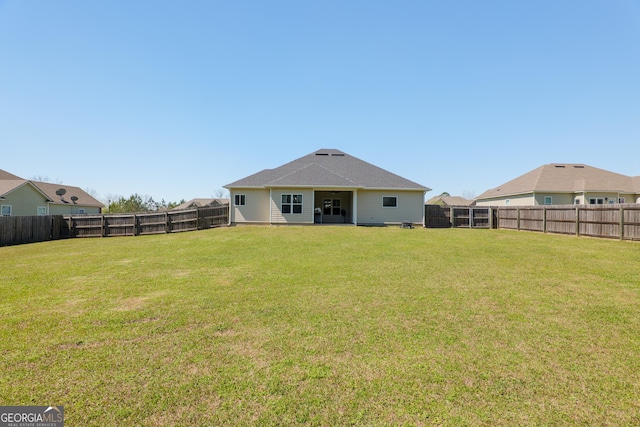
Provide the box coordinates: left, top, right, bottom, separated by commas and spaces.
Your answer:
477, 163, 640, 200
173, 198, 230, 210
32, 181, 103, 207
427, 195, 474, 206
0, 168, 103, 207
225, 149, 430, 191
0, 169, 23, 180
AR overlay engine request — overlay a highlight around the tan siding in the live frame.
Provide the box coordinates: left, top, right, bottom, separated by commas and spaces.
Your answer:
534, 193, 574, 205
230, 189, 270, 223
270, 189, 314, 224
475, 194, 535, 207
48, 204, 101, 215
1, 184, 49, 216
356, 190, 424, 224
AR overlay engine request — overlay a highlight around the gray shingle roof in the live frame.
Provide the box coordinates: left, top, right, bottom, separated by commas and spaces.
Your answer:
225, 149, 429, 191
477, 163, 640, 200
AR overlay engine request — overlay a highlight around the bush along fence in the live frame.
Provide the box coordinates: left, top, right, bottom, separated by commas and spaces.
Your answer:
425, 204, 640, 241
0, 206, 229, 247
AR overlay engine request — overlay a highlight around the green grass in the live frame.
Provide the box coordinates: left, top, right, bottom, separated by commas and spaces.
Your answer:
1, 226, 639, 426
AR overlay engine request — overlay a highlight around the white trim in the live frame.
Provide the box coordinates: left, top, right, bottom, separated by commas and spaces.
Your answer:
1, 204, 12, 216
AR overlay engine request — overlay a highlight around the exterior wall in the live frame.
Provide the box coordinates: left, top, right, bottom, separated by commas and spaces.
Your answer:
475, 194, 535, 207
533, 193, 574, 206
230, 189, 271, 223
582, 192, 630, 205
49, 204, 101, 215
356, 190, 424, 225
1, 184, 49, 216
479, 192, 640, 207
270, 188, 314, 224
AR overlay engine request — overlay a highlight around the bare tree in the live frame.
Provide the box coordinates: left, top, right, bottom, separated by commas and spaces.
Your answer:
213, 188, 228, 198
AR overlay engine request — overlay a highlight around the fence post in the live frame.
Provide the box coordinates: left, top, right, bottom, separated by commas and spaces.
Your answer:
489, 207, 493, 229
620, 205, 624, 241
469, 207, 473, 228
575, 205, 580, 237
516, 207, 520, 231
543, 206, 547, 233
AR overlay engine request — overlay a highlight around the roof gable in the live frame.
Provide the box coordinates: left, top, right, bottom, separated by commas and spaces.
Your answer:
226, 149, 429, 191
477, 163, 640, 200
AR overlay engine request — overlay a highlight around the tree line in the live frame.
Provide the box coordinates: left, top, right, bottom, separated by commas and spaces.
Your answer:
103, 194, 185, 214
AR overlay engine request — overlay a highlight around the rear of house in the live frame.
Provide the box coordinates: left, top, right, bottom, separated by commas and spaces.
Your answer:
225, 149, 430, 226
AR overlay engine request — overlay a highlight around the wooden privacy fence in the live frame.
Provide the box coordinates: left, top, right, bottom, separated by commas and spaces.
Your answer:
0, 215, 64, 247
0, 206, 228, 246
65, 206, 229, 238
497, 204, 640, 240
425, 204, 640, 241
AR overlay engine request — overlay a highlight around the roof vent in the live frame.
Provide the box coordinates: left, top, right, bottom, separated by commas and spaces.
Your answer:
574, 165, 585, 168
331, 153, 345, 156
554, 165, 566, 168
315, 153, 329, 156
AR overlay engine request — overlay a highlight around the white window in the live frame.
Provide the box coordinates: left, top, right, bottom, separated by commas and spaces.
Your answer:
544, 196, 552, 205
78, 208, 86, 214
234, 194, 246, 206
282, 194, 303, 214
574, 198, 580, 205
589, 198, 604, 205
505, 199, 510, 206
382, 196, 397, 208
37, 206, 47, 215
1, 205, 11, 216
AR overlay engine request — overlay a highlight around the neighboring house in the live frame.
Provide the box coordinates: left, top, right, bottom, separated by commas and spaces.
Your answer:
172, 198, 230, 210
427, 195, 475, 207
475, 163, 640, 206
0, 169, 103, 216
224, 149, 430, 225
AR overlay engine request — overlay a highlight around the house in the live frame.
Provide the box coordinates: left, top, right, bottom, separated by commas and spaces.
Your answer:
0, 169, 103, 216
172, 198, 230, 210
427, 195, 475, 207
224, 149, 430, 225
475, 163, 640, 206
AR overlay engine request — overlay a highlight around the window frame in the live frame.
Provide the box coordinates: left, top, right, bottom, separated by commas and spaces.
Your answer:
234, 194, 246, 206
37, 206, 47, 216
282, 194, 303, 215
382, 196, 398, 208
1, 205, 12, 216
543, 196, 552, 205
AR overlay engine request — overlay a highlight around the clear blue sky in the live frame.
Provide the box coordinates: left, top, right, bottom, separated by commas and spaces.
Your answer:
2, 0, 639, 203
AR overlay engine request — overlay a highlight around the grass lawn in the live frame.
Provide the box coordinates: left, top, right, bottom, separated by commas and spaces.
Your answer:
1, 226, 639, 426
